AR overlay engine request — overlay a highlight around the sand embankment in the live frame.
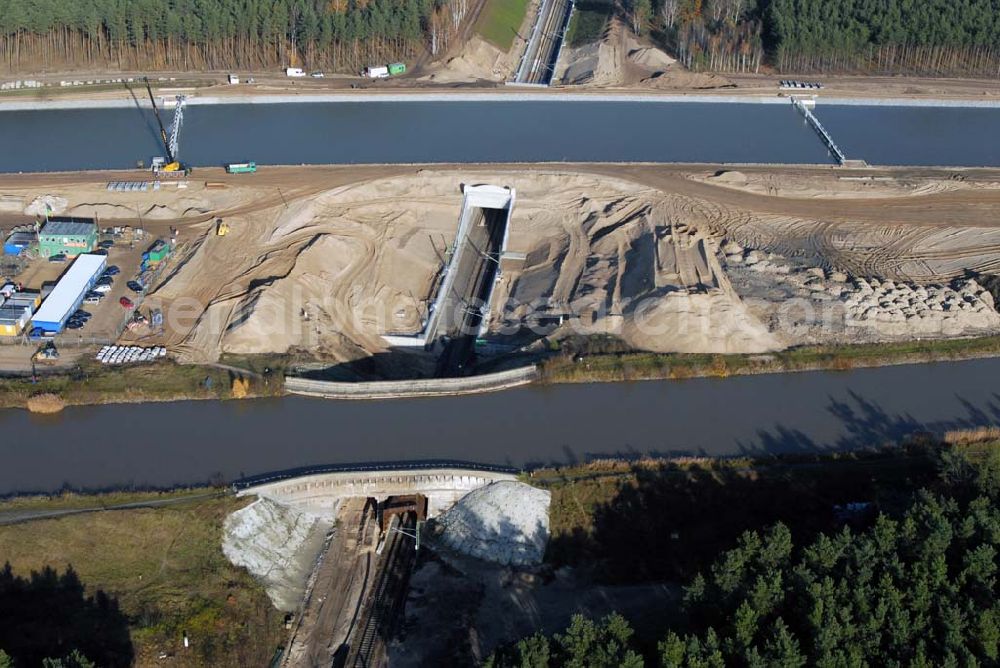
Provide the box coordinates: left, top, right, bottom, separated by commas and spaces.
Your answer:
6, 164, 1000, 377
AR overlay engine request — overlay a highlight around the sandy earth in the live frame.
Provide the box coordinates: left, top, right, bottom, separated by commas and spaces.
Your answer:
4, 42, 1000, 103
4, 164, 1000, 369
421, 35, 518, 84
555, 19, 695, 89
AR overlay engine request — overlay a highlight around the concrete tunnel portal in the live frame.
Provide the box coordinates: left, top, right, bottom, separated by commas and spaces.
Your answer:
382, 184, 515, 377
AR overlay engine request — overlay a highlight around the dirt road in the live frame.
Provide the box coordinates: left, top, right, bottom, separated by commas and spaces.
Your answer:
282, 498, 377, 667
5, 68, 1000, 104
4, 163, 1000, 231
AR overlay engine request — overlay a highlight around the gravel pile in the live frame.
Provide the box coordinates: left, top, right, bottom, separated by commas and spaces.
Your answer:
435, 481, 551, 566
222, 498, 332, 611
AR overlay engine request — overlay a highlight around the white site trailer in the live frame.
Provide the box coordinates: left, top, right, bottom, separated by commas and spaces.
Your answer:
30, 253, 107, 333
285, 67, 306, 77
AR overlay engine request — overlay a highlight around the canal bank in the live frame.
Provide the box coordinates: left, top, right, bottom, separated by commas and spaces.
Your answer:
2, 356, 999, 495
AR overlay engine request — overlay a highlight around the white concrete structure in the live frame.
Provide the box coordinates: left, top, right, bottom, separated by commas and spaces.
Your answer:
380, 184, 515, 349
238, 467, 518, 518
284, 366, 537, 400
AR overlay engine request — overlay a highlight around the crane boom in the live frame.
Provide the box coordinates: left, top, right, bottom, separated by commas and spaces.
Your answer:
143, 77, 174, 164
168, 95, 186, 162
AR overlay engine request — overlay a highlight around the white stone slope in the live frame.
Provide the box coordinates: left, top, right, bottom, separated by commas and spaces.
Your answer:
434, 481, 551, 566
222, 498, 334, 611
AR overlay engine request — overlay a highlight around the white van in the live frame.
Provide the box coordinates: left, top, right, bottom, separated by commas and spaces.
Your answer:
364, 66, 389, 79
285, 67, 306, 78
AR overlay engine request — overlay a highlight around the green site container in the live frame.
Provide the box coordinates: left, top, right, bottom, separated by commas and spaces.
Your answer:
226, 161, 257, 174
146, 239, 170, 263
387, 62, 406, 76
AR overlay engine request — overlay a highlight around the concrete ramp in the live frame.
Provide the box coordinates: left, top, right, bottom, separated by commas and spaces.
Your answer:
380, 184, 515, 366
424, 184, 515, 347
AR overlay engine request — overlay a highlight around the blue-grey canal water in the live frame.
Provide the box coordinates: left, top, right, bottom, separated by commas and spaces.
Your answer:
2, 357, 999, 494
3, 99, 1000, 172
819, 104, 1000, 167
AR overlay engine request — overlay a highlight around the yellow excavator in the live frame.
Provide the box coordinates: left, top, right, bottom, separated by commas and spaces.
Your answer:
215, 218, 229, 236
143, 77, 187, 173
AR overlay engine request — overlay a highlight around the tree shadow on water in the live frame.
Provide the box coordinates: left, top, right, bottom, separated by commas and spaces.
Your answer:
0, 563, 133, 667
732, 389, 1000, 457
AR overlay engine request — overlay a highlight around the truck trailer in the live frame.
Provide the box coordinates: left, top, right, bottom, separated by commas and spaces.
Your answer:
364, 65, 389, 79
363, 63, 406, 78
226, 161, 257, 174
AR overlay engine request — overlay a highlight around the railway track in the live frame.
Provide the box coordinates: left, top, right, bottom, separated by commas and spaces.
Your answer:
343, 513, 417, 668
514, 0, 573, 84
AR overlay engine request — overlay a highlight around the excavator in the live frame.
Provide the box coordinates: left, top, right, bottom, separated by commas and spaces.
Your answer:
143, 77, 187, 174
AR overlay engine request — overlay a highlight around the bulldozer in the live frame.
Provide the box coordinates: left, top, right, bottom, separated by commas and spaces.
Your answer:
215, 218, 229, 236
33, 342, 59, 365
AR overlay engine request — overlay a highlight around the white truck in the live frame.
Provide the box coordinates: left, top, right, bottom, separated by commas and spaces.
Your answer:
364, 65, 390, 79
285, 67, 306, 78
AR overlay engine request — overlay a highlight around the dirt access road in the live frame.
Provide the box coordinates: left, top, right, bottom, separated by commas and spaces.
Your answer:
282, 498, 377, 668
5, 67, 1000, 103
3, 163, 1000, 232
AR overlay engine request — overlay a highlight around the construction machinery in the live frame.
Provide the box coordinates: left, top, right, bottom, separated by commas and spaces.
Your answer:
33, 342, 59, 364
215, 218, 229, 236
143, 77, 188, 174
225, 161, 257, 174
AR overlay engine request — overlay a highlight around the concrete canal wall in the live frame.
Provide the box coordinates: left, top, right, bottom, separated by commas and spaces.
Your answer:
284, 366, 539, 400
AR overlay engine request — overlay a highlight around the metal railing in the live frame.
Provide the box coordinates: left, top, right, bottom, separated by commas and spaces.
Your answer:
792, 97, 847, 165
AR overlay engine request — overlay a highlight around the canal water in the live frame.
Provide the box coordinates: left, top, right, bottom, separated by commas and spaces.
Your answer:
3, 99, 1000, 172
2, 357, 998, 494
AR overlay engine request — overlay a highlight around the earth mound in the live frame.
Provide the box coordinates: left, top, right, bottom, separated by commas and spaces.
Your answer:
434, 481, 551, 566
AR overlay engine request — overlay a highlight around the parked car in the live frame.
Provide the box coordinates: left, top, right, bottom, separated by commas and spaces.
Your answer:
93, 283, 112, 294
103, 265, 120, 276
65, 319, 85, 330
91, 249, 108, 255
98, 240, 114, 249
72, 309, 92, 320
29, 327, 53, 340
311, 71, 325, 78
83, 295, 102, 305
48, 253, 67, 263
126, 280, 144, 292
119, 296, 134, 309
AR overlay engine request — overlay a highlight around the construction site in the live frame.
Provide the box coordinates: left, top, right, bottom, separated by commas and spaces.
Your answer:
3, 161, 1000, 381
223, 468, 552, 667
